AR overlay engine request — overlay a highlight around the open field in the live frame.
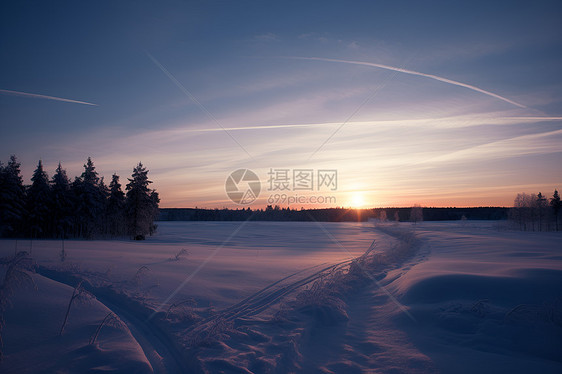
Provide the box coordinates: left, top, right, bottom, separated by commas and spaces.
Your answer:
1, 221, 561, 373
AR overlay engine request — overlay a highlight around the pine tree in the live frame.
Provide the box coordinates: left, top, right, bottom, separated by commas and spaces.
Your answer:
74, 157, 105, 238
51, 162, 73, 238
125, 163, 158, 239
27, 160, 51, 237
551, 190, 561, 231
98, 176, 110, 235
81, 157, 99, 185
0, 156, 162, 239
99, 177, 110, 199
0, 156, 26, 236
70, 177, 82, 237
107, 174, 126, 236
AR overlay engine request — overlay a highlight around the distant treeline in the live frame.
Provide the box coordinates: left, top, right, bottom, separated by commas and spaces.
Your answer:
509, 190, 561, 231
0, 155, 159, 239
159, 206, 509, 222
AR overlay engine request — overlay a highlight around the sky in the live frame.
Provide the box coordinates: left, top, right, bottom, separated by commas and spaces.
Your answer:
1, 0, 561, 209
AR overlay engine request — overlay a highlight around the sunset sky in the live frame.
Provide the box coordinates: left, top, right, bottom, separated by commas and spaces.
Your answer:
1, 0, 561, 208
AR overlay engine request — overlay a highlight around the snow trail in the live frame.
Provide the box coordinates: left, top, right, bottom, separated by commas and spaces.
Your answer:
27, 224, 421, 372
35, 266, 194, 374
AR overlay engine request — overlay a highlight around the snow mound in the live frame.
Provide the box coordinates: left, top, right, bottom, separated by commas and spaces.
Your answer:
0, 270, 152, 374
392, 223, 562, 373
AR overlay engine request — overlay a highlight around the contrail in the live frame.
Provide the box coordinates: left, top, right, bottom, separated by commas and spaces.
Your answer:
0, 89, 97, 106
288, 57, 526, 109
182, 122, 323, 132
145, 51, 254, 160
179, 115, 562, 133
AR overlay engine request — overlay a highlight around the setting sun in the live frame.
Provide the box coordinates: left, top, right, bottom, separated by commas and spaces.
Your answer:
350, 192, 366, 209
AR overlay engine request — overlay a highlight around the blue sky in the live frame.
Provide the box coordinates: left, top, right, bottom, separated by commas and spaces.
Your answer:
1, 0, 561, 208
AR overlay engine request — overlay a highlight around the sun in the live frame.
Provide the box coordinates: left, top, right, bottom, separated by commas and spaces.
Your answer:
350, 192, 366, 209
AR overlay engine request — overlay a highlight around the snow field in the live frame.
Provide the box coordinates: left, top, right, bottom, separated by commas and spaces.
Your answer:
0, 220, 560, 373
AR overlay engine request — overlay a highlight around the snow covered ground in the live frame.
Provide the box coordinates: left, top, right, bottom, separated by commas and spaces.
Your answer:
0, 220, 561, 373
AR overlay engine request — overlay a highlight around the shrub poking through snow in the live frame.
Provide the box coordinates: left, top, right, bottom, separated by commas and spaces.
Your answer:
271, 304, 291, 324
169, 248, 189, 262
346, 239, 385, 282
504, 300, 562, 326
0, 252, 36, 360
132, 265, 150, 288
294, 274, 349, 325
470, 299, 490, 318
166, 298, 197, 319
191, 318, 234, 347
59, 280, 94, 336
89, 312, 126, 346
131, 265, 160, 296
0, 252, 36, 304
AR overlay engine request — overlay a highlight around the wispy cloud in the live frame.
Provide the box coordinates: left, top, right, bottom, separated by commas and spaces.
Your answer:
0, 89, 97, 106
414, 128, 562, 165
287, 57, 527, 108
253, 32, 279, 42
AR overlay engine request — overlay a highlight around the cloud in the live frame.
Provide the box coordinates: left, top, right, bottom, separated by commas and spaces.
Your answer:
287, 57, 527, 108
0, 89, 97, 106
253, 32, 279, 42
415, 128, 562, 165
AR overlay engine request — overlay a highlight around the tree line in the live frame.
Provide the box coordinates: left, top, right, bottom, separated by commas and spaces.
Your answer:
509, 190, 561, 231
159, 206, 509, 222
0, 155, 159, 239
